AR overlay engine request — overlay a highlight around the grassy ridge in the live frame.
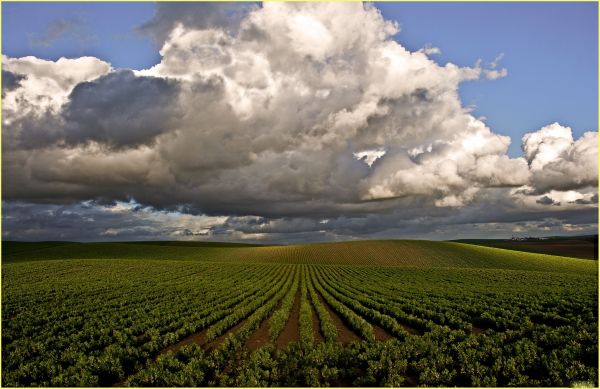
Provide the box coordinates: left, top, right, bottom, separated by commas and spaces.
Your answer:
2, 242, 232, 262
119, 241, 265, 248
2, 240, 595, 274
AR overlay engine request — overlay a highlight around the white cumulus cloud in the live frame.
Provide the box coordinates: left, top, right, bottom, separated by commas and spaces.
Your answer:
1, 3, 597, 241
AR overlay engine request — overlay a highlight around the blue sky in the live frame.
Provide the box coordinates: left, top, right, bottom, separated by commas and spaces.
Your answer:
377, 2, 598, 156
3, 2, 597, 157
2, 2, 160, 69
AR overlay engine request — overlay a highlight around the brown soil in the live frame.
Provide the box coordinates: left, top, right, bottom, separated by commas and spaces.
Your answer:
205, 319, 246, 350
245, 294, 288, 350
398, 321, 422, 335
158, 317, 247, 357
404, 374, 419, 387
471, 325, 484, 335
315, 292, 360, 344
246, 315, 273, 351
275, 289, 301, 349
158, 330, 207, 357
310, 302, 325, 343
371, 323, 393, 341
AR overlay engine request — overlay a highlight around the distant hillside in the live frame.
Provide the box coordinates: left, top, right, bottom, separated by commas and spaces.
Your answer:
2, 240, 595, 274
453, 235, 598, 260
118, 241, 265, 248
1, 241, 260, 263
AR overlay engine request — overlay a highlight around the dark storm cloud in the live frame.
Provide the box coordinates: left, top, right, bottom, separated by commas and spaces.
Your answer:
9, 112, 64, 149
572, 194, 599, 205
206, 188, 598, 240
5, 70, 182, 150
536, 195, 559, 206
2, 202, 126, 241
2, 70, 26, 95
1, 201, 222, 242
432, 189, 597, 226
4, 197, 596, 243
63, 70, 181, 148
537, 219, 562, 229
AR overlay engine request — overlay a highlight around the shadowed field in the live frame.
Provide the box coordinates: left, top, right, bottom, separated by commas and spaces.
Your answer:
2, 239, 594, 273
453, 235, 598, 260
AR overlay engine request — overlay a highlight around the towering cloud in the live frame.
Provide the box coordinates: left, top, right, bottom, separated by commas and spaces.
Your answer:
2, 3, 597, 241
522, 123, 598, 194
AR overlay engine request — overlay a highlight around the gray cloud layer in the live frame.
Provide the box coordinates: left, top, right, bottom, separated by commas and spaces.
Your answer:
137, 2, 258, 44
63, 70, 181, 148
1, 70, 26, 95
2, 3, 597, 241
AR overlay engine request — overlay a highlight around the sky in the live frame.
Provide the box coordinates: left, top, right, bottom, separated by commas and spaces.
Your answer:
1, 2, 598, 242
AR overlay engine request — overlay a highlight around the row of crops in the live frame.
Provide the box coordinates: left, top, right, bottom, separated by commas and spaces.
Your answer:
2, 259, 597, 387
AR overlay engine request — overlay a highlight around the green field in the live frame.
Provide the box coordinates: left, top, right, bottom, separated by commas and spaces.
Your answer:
2, 240, 597, 387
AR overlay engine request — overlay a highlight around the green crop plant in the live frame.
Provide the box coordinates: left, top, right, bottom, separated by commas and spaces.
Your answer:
268, 267, 299, 341
298, 266, 314, 345
2, 240, 596, 387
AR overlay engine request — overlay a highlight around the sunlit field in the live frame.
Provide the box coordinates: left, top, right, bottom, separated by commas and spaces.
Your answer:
2, 241, 597, 387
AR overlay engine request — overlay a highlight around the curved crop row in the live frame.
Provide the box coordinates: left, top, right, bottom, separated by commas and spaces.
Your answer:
332, 266, 470, 331
156, 264, 284, 343
268, 267, 300, 341
316, 266, 412, 339
145, 265, 282, 351
298, 266, 313, 344
2, 261, 282, 387
205, 266, 292, 341
322, 266, 434, 333
306, 267, 337, 342
127, 265, 299, 386
308, 266, 374, 341
317, 270, 408, 339
220, 267, 296, 349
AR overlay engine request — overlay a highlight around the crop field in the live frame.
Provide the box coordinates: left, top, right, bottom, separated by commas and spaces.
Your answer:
2, 240, 598, 387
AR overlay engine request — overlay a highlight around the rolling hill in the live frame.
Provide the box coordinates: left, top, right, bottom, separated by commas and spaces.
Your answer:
452, 235, 598, 260
2, 239, 595, 274
2, 239, 597, 387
